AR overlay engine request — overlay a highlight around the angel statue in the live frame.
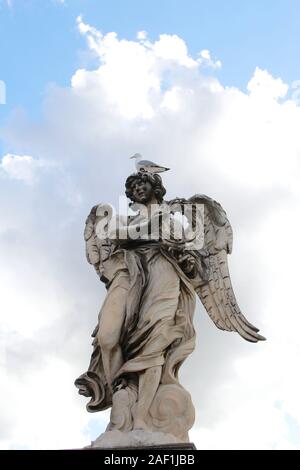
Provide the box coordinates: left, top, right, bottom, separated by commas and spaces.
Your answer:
75, 169, 265, 447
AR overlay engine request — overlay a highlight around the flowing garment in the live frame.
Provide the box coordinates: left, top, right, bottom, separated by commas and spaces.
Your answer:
75, 242, 197, 416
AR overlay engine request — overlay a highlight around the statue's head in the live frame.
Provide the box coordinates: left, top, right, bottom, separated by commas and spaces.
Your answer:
125, 172, 166, 204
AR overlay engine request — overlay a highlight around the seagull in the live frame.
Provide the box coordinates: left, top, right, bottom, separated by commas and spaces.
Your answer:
130, 153, 170, 174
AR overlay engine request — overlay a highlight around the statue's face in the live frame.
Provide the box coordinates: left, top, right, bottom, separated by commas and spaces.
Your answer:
131, 179, 155, 204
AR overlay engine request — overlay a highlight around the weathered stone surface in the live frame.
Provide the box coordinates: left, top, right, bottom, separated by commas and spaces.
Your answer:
88, 430, 181, 449
75, 170, 265, 446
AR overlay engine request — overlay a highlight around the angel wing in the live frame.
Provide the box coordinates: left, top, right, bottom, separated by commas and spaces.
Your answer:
84, 204, 113, 282
188, 194, 265, 343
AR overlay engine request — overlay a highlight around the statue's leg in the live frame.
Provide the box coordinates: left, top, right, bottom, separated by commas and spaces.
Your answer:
97, 271, 130, 393
134, 365, 162, 430
131, 254, 180, 430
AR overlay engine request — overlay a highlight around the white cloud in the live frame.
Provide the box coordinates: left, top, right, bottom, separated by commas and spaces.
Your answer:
74, 18, 198, 119
77, 15, 102, 42
1, 20, 300, 449
0, 154, 46, 183
152, 34, 197, 67
197, 49, 222, 69
248, 66, 289, 100
137, 30, 147, 41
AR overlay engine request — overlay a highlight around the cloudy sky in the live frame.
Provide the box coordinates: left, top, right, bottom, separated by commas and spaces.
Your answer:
1, 0, 300, 450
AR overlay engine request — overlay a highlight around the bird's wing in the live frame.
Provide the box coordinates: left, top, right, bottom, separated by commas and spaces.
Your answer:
137, 159, 160, 167
188, 194, 265, 342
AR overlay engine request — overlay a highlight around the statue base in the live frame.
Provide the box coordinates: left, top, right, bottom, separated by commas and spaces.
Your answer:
87, 443, 197, 450
86, 430, 195, 449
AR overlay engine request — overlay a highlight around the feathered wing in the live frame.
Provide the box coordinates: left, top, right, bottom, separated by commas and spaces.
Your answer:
84, 204, 112, 280
189, 194, 265, 343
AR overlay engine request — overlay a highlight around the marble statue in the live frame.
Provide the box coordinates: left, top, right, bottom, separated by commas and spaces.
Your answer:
75, 169, 265, 448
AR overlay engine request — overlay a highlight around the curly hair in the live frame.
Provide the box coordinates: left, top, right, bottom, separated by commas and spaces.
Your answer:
125, 172, 166, 204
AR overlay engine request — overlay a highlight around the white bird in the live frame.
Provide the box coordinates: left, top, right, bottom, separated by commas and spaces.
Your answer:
130, 153, 170, 174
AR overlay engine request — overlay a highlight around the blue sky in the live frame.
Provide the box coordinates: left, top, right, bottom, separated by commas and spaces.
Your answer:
1, 0, 300, 450
1, 0, 300, 123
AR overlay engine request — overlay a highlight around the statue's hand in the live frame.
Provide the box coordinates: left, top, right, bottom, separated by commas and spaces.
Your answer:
168, 197, 187, 205
177, 253, 197, 274
168, 198, 187, 212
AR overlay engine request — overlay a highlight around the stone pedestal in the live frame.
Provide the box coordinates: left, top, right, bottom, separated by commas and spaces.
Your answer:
87, 443, 197, 450
86, 430, 196, 450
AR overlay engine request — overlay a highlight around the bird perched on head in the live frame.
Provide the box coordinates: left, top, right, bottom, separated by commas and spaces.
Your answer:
130, 153, 170, 174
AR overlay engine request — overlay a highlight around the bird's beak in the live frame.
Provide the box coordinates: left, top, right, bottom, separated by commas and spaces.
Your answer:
130, 156, 135, 159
